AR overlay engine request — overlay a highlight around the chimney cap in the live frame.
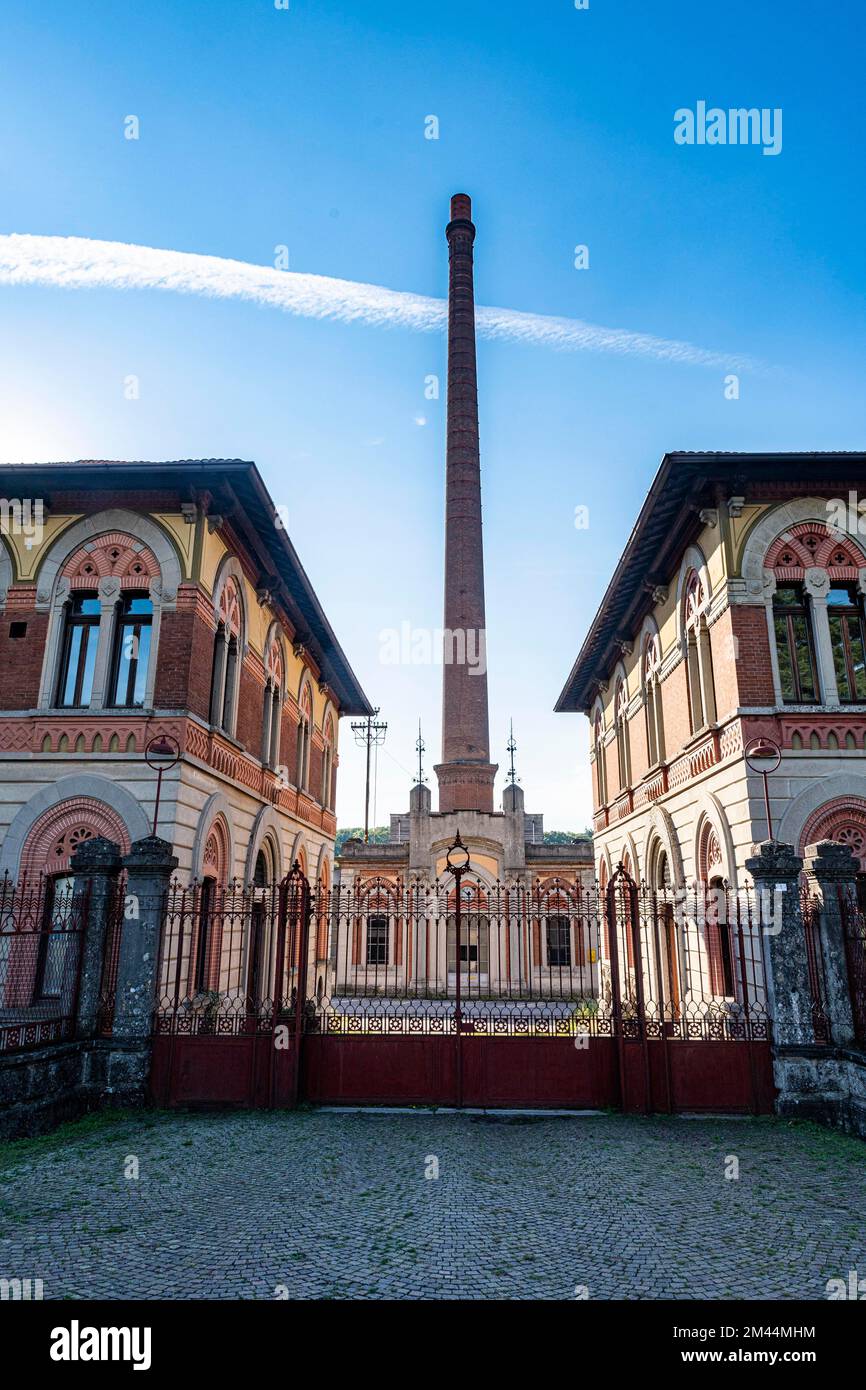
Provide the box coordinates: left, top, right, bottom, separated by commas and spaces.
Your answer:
450, 193, 472, 222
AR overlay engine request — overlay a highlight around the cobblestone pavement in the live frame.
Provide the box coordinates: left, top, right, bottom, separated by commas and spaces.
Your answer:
1, 1109, 864, 1299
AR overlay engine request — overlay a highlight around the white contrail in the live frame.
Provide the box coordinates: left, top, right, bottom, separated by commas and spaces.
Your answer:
0, 233, 760, 371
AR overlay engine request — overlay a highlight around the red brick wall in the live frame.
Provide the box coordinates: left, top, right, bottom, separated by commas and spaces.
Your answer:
602, 739, 615, 802
628, 702, 650, 783
0, 602, 49, 708
728, 605, 776, 704
235, 666, 262, 757
661, 659, 691, 755
153, 609, 214, 719
709, 611, 738, 719
279, 708, 297, 782
310, 743, 323, 804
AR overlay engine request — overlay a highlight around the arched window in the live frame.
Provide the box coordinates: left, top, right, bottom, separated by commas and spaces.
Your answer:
593, 710, 607, 806
51, 532, 160, 710
614, 679, 631, 791
643, 634, 665, 767
699, 822, 735, 998
210, 577, 243, 735
649, 848, 679, 1016
296, 681, 313, 791
321, 713, 335, 809
261, 640, 284, 769
763, 526, 866, 706
683, 572, 716, 732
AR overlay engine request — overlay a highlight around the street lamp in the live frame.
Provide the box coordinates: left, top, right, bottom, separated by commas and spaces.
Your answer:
446, 832, 471, 1053
145, 734, 181, 837
744, 736, 782, 842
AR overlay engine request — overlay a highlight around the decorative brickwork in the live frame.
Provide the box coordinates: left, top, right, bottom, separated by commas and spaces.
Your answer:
61, 532, 159, 590
20, 797, 130, 878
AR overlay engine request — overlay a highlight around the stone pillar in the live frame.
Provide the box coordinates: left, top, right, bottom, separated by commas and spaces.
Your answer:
113, 835, 178, 1040
409, 779, 431, 873
744, 840, 812, 1046
70, 835, 122, 1039
803, 840, 858, 1046
502, 781, 526, 875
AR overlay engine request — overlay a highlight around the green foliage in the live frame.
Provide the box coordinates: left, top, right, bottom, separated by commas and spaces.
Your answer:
335, 826, 391, 852
543, 829, 593, 844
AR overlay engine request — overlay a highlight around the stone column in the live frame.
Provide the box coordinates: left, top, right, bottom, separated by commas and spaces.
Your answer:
89, 576, 121, 709
70, 835, 122, 1039
804, 568, 839, 705
803, 840, 858, 1046
744, 840, 812, 1046
113, 835, 178, 1040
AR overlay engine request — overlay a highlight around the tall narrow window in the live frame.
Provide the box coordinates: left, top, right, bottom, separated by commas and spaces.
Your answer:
684, 572, 715, 731
56, 597, 100, 707
210, 578, 242, 734
615, 680, 631, 791
297, 683, 313, 791
773, 584, 818, 703
322, 714, 334, 808
643, 635, 665, 766
827, 586, 866, 704
193, 877, 214, 995
367, 916, 388, 966
33, 874, 76, 1000
262, 641, 284, 769
706, 875, 735, 997
546, 916, 572, 967
594, 712, 607, 806
109, 595, 152, 707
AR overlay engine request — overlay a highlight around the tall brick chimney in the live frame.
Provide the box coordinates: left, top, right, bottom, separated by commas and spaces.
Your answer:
434, 194, 498, 814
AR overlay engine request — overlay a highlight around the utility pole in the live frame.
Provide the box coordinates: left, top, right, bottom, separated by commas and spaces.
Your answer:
350, 708, 388, 842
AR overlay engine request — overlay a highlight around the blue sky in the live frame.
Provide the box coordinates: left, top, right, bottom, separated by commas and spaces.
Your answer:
1, 1, 864, 829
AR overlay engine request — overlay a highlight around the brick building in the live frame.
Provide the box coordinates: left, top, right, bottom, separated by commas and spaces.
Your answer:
556, 453, 866, 895
0, 459, 371, 904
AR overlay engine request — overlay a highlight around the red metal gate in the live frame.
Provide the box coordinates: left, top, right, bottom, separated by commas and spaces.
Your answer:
148, 866, 310, 1108
149, 862, 775, 1113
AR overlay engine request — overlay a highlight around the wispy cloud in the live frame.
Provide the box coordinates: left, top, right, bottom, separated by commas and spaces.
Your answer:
0, 233, 761, 371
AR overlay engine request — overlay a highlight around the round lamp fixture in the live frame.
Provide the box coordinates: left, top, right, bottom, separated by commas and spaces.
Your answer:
744, 737, 781, 776
145, 734, 181, 771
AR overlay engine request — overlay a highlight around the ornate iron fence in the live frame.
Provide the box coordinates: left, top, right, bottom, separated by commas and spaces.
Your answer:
840, 885, 866, 1046
154, 868, 310, 1038
0, 875, 89, 1053
151, 866, 773, 1046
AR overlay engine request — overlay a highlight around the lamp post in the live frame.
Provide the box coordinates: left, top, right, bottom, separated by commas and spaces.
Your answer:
744, 736, 782, 842
145, 734, 181, 837
446, 831, 471, 1101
